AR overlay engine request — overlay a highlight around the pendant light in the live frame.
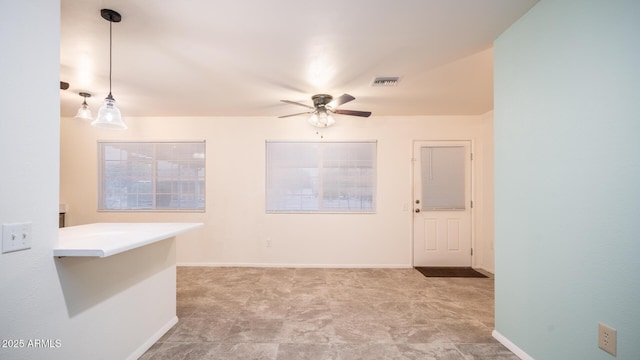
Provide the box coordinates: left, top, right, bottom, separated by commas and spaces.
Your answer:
74, 92, 92, 120
92, 9, 127, 130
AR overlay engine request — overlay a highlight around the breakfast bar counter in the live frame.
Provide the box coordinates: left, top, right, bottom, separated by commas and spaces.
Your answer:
54, 222, 202, 360
54, 222, 203, 257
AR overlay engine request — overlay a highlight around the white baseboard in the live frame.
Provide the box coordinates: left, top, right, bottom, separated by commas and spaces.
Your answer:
176, 262, 412, 269
127, 316, 178, 360
492, 330, 534, 360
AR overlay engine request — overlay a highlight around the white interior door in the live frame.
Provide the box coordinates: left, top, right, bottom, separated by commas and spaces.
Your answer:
413, 141, 472, 267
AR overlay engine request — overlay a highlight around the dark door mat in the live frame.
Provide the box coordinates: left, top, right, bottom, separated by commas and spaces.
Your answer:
415, 267, 488, 278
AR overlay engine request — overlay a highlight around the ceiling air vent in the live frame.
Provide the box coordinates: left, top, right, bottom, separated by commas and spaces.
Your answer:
372, 76, 400, 87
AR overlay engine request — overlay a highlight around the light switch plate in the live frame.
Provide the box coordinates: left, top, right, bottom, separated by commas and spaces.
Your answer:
2, 222, 32, 253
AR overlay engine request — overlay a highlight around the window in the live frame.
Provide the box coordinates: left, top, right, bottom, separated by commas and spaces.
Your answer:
266, 141, 376, 213
420, 146, 465, 210
98, 141, 205, 211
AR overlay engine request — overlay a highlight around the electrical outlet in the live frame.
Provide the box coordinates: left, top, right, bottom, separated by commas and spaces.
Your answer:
598, 323, 617, 356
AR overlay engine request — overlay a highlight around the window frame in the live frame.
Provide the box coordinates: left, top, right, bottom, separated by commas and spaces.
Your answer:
97, 140, 206, 212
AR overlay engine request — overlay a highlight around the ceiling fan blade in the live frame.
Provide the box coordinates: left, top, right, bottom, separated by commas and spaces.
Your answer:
333, 109, 372, 117
60, 81, 69, 90
278, 111, 313, 119
280, 99, 314, 110
327, 94, 355, 108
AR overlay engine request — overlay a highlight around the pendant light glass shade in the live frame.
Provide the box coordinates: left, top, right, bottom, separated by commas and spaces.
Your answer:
93, 9, 127, 130
92, 93, 127, 129
75, 103, 92, 120
74, 92, 92, 120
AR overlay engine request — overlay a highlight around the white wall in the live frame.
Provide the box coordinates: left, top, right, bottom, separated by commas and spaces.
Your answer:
494, 0, 640, 359
0, 2, 182, 359
61, 114, 495, 270
0, 1, 64, 358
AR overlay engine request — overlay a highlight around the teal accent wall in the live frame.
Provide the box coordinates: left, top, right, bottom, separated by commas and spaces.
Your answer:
494, 1, 640, 359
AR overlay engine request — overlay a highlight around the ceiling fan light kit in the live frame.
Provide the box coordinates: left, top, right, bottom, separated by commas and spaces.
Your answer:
279, 93, 371, 128
91, 9, 127, 130
74, 92, 93, 120
308, 111, 335, 128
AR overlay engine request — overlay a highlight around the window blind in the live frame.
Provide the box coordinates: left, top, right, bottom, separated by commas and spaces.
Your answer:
266, 141, 376, 213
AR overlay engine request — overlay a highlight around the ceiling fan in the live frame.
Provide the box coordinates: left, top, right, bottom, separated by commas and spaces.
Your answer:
279, 93, 371, 127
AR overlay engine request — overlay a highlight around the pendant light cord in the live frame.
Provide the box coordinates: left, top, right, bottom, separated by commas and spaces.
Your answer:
109, 19, 113, 97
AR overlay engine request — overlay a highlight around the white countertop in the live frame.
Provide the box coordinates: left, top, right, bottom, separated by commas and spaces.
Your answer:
54, 222, 203, 258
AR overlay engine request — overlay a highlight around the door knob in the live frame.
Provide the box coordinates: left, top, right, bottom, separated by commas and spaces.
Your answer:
415, 208, 420, 213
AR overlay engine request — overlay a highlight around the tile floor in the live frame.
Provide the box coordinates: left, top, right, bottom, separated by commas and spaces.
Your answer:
140, 267, 518, 360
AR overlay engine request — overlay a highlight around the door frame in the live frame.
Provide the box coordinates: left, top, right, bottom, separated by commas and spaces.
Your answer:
410, 139, 475, 267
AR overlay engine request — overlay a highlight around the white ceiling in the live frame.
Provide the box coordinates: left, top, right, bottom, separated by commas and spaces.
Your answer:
60, 0, 538, 118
